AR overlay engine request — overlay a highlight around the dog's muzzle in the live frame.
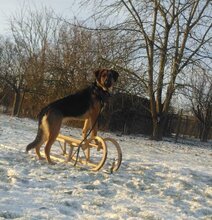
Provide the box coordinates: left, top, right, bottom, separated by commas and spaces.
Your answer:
104, 80, 112, 88
104, 73, 114, 88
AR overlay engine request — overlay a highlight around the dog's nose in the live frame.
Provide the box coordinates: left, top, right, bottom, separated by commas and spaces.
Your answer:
105, 79, 112, 88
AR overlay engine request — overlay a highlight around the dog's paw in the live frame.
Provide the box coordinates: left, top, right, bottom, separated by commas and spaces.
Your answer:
48, 161, 57, 165
38, 156, 45, 160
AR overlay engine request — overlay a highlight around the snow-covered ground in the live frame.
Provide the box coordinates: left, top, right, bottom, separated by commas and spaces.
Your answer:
0, 114, 211, 220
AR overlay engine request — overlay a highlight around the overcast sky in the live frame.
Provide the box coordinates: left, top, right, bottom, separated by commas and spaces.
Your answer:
0, 0, 90, 35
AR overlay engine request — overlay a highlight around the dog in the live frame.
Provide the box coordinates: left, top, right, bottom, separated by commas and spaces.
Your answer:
26, 68, 119, 164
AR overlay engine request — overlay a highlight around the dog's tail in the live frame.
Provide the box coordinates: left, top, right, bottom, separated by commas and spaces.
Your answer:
26, 124, 43, 152
26, 120, 46, 152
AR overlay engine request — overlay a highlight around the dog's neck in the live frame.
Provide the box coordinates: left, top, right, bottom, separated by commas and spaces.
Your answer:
92, 82, 111, 104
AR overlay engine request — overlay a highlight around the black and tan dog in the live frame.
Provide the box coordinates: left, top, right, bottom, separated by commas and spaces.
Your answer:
26, 69, 119, 164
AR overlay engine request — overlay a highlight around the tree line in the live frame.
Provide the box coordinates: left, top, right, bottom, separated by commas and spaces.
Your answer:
0, 1, 211, 141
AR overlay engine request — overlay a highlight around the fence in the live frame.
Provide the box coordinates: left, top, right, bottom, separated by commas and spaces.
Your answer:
166, 112, 212, 140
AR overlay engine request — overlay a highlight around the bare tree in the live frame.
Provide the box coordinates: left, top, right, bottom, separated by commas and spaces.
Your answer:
81, 0, 212, 140
0, 38, 27, 116
4, 7, 60, 116
184, 67, 212, 142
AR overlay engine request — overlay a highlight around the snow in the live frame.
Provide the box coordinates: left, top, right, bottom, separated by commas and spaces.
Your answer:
0, 114, 212, 220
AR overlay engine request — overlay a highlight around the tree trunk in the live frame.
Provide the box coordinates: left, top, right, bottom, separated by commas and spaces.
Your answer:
175, 109, 183, 142
151, 114, 167, 141
12, 91, 21, 116
16, 91, 25, 117
200, 123, 210, 142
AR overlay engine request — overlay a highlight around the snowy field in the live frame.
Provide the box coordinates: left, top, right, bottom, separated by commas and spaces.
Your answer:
0, 114, 211, 220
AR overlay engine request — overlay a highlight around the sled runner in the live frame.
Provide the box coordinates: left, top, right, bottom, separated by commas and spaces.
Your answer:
51, 134, 122, 172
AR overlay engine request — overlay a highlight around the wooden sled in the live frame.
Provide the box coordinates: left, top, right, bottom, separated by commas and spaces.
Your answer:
51, 134, 122, 172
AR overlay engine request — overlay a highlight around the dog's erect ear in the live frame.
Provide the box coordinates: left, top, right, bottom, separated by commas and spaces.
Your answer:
111, 70, 119, 82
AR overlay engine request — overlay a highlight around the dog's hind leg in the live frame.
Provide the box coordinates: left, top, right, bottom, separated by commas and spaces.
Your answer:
34, 115, 49, 160
44, 112, 62, 164
26, 120, 47, 160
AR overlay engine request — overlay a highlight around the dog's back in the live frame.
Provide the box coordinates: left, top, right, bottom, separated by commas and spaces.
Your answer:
39, 86, 93, 119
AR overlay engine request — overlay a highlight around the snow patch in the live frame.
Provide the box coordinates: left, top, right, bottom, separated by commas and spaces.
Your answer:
0, 114, 211, 219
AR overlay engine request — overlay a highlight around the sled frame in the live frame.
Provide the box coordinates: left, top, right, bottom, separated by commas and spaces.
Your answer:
55, 134, 122, 171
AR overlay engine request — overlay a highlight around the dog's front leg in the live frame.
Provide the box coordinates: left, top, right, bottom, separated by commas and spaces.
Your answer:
90, 117, 98, 138
82, 119, 90, 139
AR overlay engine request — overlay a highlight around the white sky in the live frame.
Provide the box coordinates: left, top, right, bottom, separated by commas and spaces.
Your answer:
0, 0, 90, 35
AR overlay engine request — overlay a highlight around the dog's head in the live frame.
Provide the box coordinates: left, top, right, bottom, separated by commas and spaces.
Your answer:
94, 69, 119, 91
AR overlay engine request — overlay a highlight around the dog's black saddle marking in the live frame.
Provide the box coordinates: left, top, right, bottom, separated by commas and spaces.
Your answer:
38, 82, 110, 120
